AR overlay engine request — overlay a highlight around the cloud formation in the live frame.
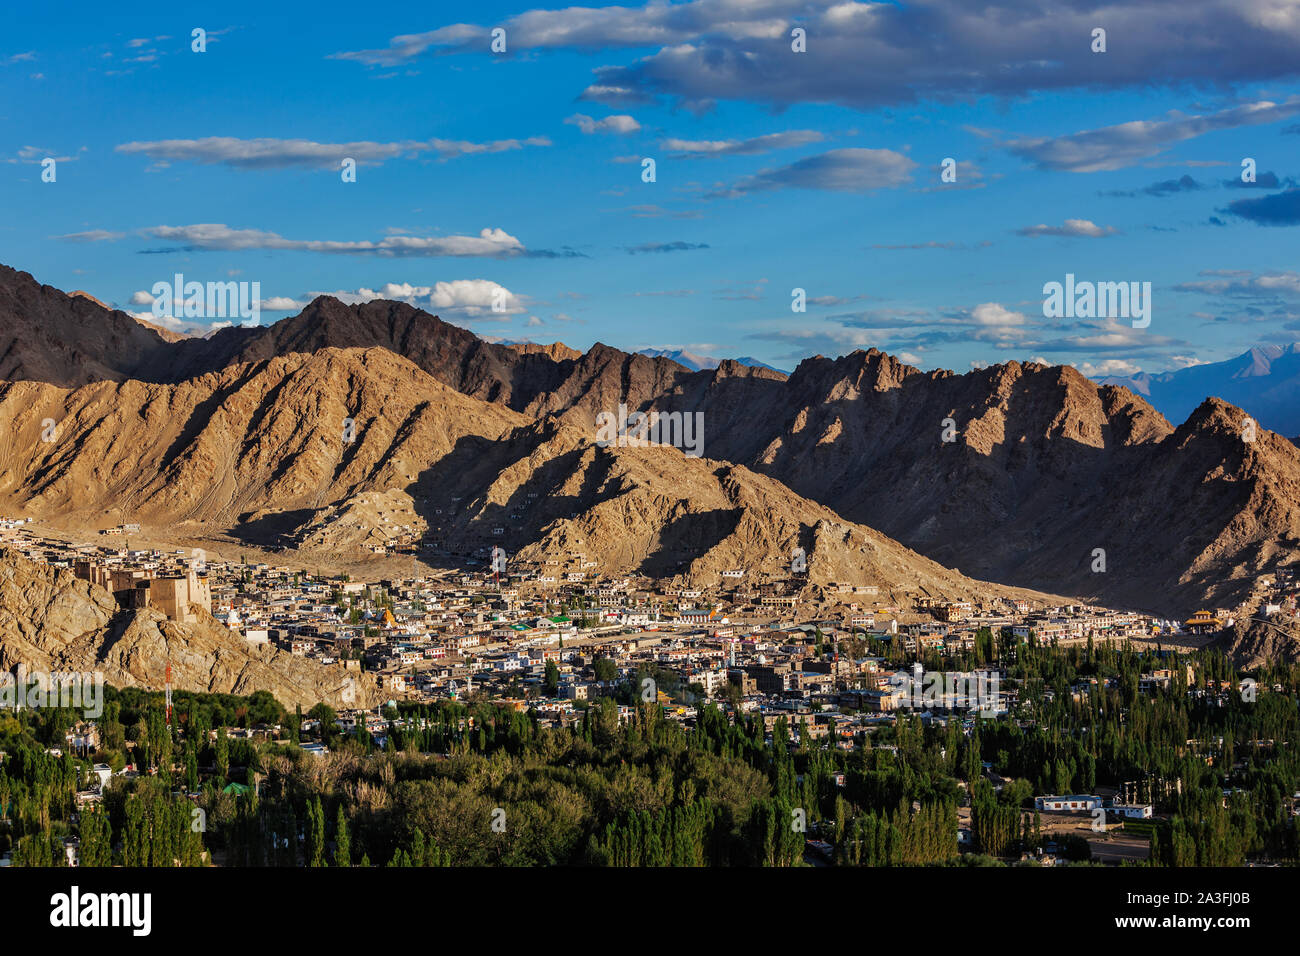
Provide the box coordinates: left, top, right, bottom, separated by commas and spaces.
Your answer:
564, 114, 640, 135
1015, 219, 1118, 238
711, 148, 916, 198
624, 241, 709, 253
62, 224, 537, 258
1102, 174, 1202, 198
1008, 99, 1300, 173
335, 1, 1300, 112
312, 279, 525, 317
116, 135, 551, 169
662, 130, 823, 158
1222, 188, 1300, 225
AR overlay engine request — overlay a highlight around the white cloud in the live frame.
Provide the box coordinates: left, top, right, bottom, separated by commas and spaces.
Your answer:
662, 130, 823, 158
1016, 218, 1118, 238
56, 229, 125, 242
314, 279, 525, 317
10, 145, 80, 165
969, 302, 1026, 327
565, 113, 641, 135
1176, 270, 1300, 297
129, 309, 189, 333
1079, 359, 1143, 377
115, 135, 550, 169
131, 223, 528, 258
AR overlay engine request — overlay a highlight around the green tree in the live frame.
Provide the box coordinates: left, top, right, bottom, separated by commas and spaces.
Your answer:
334, 804, 351, 867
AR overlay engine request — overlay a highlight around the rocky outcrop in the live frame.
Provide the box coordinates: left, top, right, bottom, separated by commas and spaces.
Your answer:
1224, 613, 1300, 668
0, 549, 380, 709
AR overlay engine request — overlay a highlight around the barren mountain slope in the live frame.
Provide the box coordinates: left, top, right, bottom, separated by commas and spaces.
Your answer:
0, 346, 525, 530
680, 351, 1300, 613
394, 416, 1066, 606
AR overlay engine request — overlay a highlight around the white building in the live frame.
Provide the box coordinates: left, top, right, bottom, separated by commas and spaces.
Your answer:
1035, 794, 1102, 812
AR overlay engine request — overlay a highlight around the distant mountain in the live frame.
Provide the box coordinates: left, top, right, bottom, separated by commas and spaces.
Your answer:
636, 348, 786, 374
1101, 345, 1300, 437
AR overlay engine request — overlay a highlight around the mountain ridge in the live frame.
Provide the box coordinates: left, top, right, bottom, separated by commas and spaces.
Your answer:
2, 264, 1298, 615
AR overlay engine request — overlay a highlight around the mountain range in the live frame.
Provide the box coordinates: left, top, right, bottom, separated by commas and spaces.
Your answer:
2, 263, 1299, 617
635, 348, 785, 374
1101, 344, 1300, 441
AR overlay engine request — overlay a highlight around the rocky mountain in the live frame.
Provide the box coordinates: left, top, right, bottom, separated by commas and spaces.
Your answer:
0, 265, 174, 386
1101, 344, 1300, 438
501, 341, 583, 362
0, 334, 1055, 605
2, 263, 1299, 616
0, 346, 523, 532
707, 352, 1300, 613
0, 548, 378, 708
0, 269, 776, 416
476, 344, 1300, 613
389, 414, 1059, 603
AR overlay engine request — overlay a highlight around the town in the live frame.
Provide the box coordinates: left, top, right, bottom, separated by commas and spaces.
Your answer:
3, 515, 1298, 867
8, 516, 1289, 713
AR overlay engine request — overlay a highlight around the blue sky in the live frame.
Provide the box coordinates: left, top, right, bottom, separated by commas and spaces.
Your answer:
3, 0, 1300, 378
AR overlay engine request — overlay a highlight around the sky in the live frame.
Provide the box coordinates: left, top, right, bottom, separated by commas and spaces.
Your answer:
3, 0, 1300, 378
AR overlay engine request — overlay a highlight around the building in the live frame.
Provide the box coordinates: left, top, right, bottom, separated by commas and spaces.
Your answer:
1035, 794, 1102, 812
1184, 609, 1222, 635
74, 560, 211, 624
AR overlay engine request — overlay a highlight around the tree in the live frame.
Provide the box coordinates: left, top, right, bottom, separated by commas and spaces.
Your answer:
593, 657, 618, 683
307, 796, 326, 866
334, 805, 351, 867
78, 806, 113, 867
543, 661, 561, 697
215, 728, 230, 781
308, 703, 338, 727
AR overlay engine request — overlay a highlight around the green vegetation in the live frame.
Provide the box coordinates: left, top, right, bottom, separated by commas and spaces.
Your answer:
0, 636, 1296, 867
